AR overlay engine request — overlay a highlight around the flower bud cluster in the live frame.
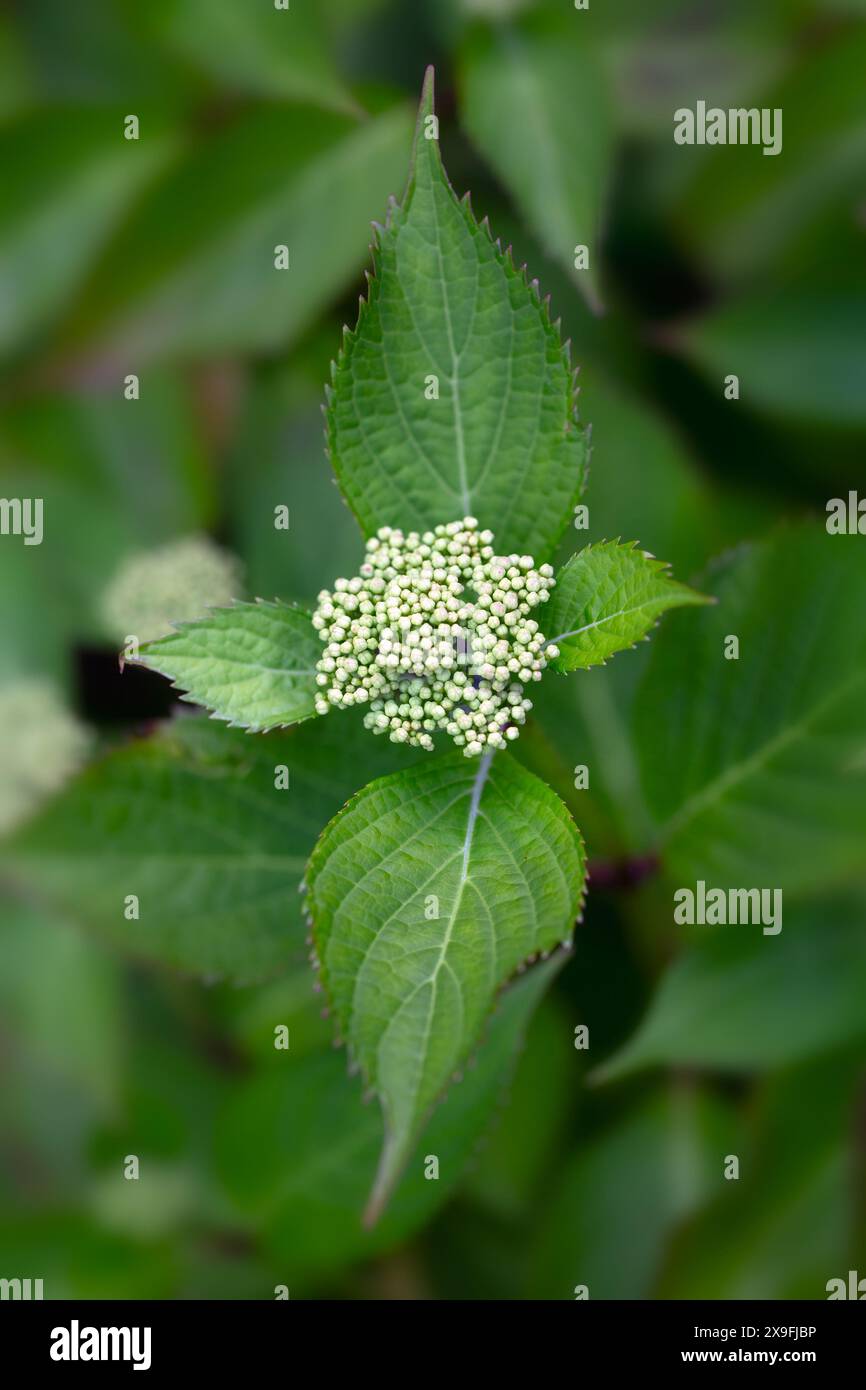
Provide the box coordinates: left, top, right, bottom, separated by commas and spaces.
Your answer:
312, 518, 557, 756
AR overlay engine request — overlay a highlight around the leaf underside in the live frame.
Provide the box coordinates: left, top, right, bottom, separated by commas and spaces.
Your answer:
326, 66, 589, 563
306, 748, 586, 1219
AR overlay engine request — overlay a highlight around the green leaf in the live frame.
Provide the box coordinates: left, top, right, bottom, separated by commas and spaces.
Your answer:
0, 109, 177, 359
326, 67, 589, 561
149, 0, 355, 112
679, 286, 866, 427
1, 713, 420, 981
307, 748, 586, 1219
459, 16, 612, 312
137, 601, 320, 731
63, 102, 413, 365
636, 525, 866, 894
546, 540, 709, 672
599, 897, 866, 1080
217, 953, 564, 1283
531, 1088, 739, 1299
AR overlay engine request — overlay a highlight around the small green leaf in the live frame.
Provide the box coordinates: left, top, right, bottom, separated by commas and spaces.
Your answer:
138, 600, 320, 731
545, 540, 708, 672
306, 748, 586, 1220
327, 67, 589, 561
636, 525, 866, 894
599, 898, 866, 1080
1, 714, 421, 981
459, 16, 612, 312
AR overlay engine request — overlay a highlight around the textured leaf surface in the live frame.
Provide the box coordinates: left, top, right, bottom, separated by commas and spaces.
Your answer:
636, 526, 866, 893
138, 601, 319, 731
307, 749, 586, 1217
460, 17, 612, 312
600, 898, 866, 1079
546, 540, 708, 672
217, 954, 563, 1279
63, 103, 413, 365
1, 714, 419, 980
327, 67, 589, 561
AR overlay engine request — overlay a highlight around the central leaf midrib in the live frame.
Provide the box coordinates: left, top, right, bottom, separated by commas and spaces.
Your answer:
374, 749, 494, 1123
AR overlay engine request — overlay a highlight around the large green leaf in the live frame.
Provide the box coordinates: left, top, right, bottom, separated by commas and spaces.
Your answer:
137, 601, 320, 731
600, 897, 866, 1079
148, 0, 354, 112
635, 526, 866, 893
1, 714, 419, 980
62, 102, 413, 365
459, 16, 612, 312
0, 109, 177, 359
307, 748, 586, 1218
546, 540, 708, 672
216, 953, 564, 1283
326, 67, 589, 561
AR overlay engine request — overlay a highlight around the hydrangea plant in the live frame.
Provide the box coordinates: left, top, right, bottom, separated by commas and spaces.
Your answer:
133, 71, 707, 1219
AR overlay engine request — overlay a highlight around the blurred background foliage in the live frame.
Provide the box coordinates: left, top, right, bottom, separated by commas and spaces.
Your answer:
1, 0, 865, 1299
